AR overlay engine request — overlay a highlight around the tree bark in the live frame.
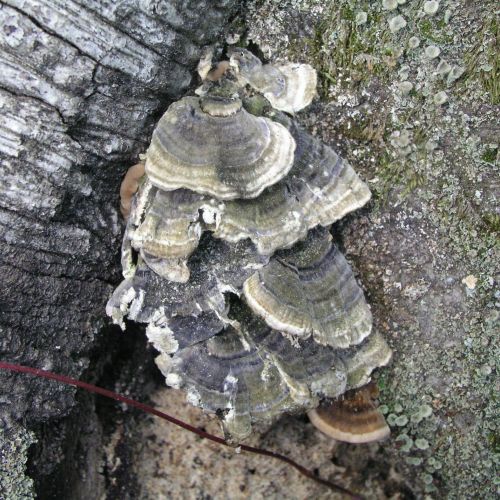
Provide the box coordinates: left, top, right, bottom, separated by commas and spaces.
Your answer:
0, 1, 237, 497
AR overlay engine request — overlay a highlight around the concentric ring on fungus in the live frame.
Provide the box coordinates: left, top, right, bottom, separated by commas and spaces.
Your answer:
242, 228, 373, 349
229, 48, 317, 113
145, 96, 296, 200
128, 117, 371, 282
213, 119, 371, 254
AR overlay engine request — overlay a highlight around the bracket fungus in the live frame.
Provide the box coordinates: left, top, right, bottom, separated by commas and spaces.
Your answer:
108, 50, 392, 443
243, 228, 373, 348
308, 383, 391, 444
145, 95, 295, 200
229, 48, 317, 114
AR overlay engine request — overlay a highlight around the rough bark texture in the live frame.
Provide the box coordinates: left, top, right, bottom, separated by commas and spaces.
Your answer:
0, 1, 238, 498
1, 0, 498, 499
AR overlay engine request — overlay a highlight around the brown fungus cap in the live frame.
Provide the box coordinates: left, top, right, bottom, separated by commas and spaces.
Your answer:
120, 161, 145, 219
308, 383, 390, 444
145, 96, 296, 200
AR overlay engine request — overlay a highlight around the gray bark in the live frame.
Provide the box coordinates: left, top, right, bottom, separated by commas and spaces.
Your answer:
0, 1, 237, 497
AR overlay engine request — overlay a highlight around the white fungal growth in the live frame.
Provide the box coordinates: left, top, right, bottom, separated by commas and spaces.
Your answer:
165, 373, 182, 389
223, 373, 239, 394
121, 286, 136, 311
282, 331, 301, 349
128, 288, 145, 320
186, 387, 201, 406
106, 284, 136, 329
146, 311, 179, 355
260, 360, 273, 382
199, 203, 222, 228
155, 354, 183, 389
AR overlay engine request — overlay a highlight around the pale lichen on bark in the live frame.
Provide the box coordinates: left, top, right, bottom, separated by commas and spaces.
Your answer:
244, 0, 499, 497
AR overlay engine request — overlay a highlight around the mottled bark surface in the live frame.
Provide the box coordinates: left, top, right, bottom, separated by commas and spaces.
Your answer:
0, 1, 237, 497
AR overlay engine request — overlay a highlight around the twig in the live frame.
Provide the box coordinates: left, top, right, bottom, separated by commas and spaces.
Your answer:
0, 361, 364, 499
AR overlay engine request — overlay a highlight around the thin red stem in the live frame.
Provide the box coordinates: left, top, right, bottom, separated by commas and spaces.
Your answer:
0, 361, 363, 499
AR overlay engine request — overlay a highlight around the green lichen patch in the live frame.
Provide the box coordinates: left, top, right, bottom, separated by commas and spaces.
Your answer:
0, 426, 36, 499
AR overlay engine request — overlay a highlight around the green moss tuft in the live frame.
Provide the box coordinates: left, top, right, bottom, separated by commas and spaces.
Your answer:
481, 147, 498, 163
419, 19, 453, 44
482, 213, 500, 234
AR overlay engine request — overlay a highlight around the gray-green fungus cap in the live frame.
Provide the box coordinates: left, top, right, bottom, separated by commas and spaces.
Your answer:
146, 96, 295, 200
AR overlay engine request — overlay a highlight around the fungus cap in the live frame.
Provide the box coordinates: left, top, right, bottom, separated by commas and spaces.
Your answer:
151, 296, 388, 442
242, 228, 373, 348
214, 120, 371, 254
133, 120, 371, 261
120, 162, 145, 219
108, 49, 393, 443
127, 186, 208, 283
308, 383, 390, 444
145, 96, 296, 200
229, 48, 317, 114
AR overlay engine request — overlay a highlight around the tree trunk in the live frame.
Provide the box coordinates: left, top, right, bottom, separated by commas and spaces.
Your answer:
1, 1, 498, 499
0, 1, 237, 497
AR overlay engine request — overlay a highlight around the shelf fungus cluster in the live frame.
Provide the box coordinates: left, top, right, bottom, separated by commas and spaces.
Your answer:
107, 49, 392, 443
